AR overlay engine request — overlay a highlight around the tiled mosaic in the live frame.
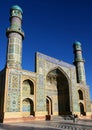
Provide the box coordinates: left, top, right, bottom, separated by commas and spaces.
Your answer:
6, 73, 21, 112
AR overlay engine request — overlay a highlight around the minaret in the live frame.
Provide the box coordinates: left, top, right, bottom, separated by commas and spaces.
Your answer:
73, 41, 86, 84
6, 5, 24, 69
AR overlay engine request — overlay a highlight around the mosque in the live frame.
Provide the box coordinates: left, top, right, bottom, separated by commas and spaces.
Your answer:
0, 5, 91, 123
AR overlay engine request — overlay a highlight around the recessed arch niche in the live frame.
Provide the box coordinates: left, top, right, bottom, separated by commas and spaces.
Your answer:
46, 67, 71, 115
78, 89, 83, 100
22, 98, 34, 115
22, 79, 34, 96
79, 102, 86, 115
46, 96, 53, 115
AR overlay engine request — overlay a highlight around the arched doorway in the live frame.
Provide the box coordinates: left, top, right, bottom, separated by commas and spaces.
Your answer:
79, 102, 85, 115
22, 98, 34, 115
46, 96, 52, 115
46, 68, 70, 115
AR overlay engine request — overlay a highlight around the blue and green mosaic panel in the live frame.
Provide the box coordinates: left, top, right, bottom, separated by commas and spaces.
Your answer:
6, 74, 21, 112
36, 74, 45, 111
36, 53, 46, 111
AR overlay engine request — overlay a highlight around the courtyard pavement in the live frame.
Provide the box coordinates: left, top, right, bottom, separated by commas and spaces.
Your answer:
0, 119, 92, 130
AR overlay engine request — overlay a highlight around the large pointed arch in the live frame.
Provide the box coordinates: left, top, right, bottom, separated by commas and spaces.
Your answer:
47, 66, 70, 82
46, 66, 71, 115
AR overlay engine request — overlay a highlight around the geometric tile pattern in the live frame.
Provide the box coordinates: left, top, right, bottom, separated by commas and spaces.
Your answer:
6, 73, 21, 112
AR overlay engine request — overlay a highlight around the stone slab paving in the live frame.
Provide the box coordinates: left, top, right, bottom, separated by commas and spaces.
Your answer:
0, 119, 92, 130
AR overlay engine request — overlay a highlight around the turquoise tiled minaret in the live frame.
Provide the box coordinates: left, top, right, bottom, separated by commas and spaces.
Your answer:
73, 41, 86, 84
6, 5, 24, 69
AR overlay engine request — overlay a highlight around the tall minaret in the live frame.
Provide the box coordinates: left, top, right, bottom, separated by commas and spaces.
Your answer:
6, 5, 24, 69
73, 41, 86, 84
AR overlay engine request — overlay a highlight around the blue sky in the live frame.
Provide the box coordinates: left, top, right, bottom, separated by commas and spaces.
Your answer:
0, 0, 92, 99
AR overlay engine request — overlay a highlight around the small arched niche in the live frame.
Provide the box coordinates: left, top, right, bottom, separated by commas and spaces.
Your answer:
79, 102, 86, 116
22, 79, 34, 96
78, 89, 83, 100
22, 98, 34, 115
46, 96, 53, 115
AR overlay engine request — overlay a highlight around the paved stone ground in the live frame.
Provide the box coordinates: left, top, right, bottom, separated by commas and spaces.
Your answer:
0, 119, 92, 130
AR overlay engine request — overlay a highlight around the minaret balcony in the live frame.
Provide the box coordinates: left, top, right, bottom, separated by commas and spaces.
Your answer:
75, 58, 85, 62
6, 27, 25, 39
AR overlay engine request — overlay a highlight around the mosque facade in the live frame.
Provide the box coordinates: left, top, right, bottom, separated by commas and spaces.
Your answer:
0, 5, 91, 123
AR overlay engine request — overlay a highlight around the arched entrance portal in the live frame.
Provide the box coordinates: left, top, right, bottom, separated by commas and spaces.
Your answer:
46, 96, 52, 115
46, 68, 70, 115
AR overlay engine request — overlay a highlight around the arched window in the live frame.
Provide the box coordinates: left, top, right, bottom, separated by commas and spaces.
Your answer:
78, 90, 83, 100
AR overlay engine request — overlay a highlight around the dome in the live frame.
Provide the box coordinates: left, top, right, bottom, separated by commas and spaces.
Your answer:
73, 41, 81, 45
10, 5, 23, 14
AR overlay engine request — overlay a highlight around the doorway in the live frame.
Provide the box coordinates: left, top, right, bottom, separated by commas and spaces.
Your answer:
46, 96, 52, 115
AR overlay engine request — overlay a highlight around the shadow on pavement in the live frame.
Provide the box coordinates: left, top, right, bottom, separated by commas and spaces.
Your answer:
0, 123, 56, 130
